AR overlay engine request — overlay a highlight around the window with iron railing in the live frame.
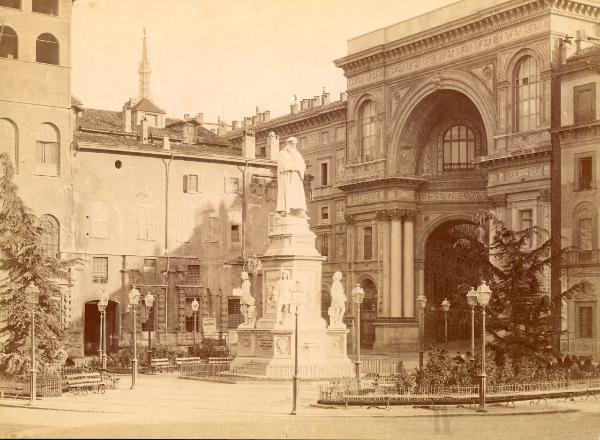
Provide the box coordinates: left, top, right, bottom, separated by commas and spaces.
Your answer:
441, 125, 475, 172
92, 257, 108, 283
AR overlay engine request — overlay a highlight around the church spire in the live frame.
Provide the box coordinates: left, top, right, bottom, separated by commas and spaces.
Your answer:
138, 28, 151, 101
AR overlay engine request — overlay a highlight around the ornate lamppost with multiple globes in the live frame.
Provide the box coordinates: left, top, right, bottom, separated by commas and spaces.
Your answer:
128, 285, 141, 390
441, 298, 450, 345
290, 282, 305, 416
416, 293, 427, 371
143, 291, 155, 372
27, 283, 39, 405
476, 281, 492, 413
191, 297, 199, 347
351, 283, 365, 392
97, 290, 109, 371
466, 287, 478, 361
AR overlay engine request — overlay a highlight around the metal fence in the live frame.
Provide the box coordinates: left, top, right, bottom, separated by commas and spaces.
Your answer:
0, 376, 64, 398
348, 357, 404, 375
318, 376, 600, 401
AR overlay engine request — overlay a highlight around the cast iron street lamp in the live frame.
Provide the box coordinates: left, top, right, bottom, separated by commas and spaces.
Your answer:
144, 292, 155, 373
441, 298, 450, 345
27, 283, 39, 405
128, 285, 141, 390
416, 293, 427, 371
97, 290, 109, 371
351, 283, 365, 392
290, 281, 305, 415
191, 297, 200, 347
476, 281, 492, 413
466, 287, 478, 360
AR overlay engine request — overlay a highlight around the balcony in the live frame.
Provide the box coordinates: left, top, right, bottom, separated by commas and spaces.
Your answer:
562, 250, 600, 266
442, 162, 474, 172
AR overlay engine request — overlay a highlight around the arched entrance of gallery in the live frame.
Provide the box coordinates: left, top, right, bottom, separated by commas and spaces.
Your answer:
83, 299, 119, 355
424, 220, 486, 347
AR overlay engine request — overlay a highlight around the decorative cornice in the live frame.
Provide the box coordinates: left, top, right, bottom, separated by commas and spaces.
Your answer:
336, 175, 425, 192
476, 146, 551, 168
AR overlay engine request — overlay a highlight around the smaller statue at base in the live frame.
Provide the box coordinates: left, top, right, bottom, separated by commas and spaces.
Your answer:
328, 271, 346, 328
246, 296, 257, 328
273, 269, 293, 327
239, 271, 255, 328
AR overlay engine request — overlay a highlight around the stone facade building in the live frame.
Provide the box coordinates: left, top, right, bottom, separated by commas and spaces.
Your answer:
226, 0, 600, 355
558, 41, 600, 358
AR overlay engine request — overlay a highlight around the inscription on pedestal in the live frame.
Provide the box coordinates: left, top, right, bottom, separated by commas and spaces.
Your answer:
256, 333, 274, 356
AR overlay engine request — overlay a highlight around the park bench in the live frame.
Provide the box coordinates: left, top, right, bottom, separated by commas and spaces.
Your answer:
175, 357, 206, 367
65, 372, 105, 395
150, 358, 173, 373
0, 381, 24, 399
208, 357, 232, 365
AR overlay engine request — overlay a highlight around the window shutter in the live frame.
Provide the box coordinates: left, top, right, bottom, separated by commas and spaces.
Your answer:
183, 175, 188, 193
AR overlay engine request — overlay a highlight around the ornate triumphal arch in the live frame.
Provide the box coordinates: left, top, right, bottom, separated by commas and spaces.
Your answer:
334, 0, 600, 352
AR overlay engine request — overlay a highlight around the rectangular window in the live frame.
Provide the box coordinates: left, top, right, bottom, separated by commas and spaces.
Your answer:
320, 161, 329, 186
317, 233, 329, 257
320, 206, 329, 224
225, 177, 241, 194
321, 131, 329, 144
579, 218, 593, 250
32, 0, 58, 15
187, 265, 200, 284
574, 83, 596, 125
203, 213, 219, 242
142, 258, 157, 284
519, 209, 533, 246
35, 141, 59, 176
363, 227, 373, 260
91, 202, 109, 239
578, 305, 594, 338
92, 257, 108, 283
138, 206, 155, 240
0, 0, 21, 9
231, 224, 240, 244
299, 137, 307, 149
228, 297, 242, 328
183, 174, 200, 193
578, 157, 593, 190
176, 213, 191, 243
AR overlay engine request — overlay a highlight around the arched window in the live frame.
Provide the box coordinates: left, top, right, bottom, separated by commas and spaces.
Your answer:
0, 118, 18, 167
573, 203, 597, 252
441, 125, 476, 171
32, 0, 58, 15
36, 33, 59, 65
35, 123, 59, 176
514, 56, 539, 132
0, 26, 18, 59
359, 101, 377, 162
40, 214, 60, 258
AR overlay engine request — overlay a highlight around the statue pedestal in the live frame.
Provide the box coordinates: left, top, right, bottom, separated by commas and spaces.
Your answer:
230, 214, 352, 378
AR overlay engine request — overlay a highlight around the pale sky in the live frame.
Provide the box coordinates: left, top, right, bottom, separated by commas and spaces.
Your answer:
72, 0, 456, 124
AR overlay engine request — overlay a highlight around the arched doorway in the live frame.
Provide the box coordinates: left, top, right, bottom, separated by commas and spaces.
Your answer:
424, 220, 485, 345
83, 300, 119, 355
359, 278, 377, 349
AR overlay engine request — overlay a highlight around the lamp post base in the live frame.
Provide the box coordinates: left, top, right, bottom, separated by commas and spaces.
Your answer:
29, 369, 36, 405
354, 360, 362, 393
130, 359, 138, 390
477, 373, 487, 412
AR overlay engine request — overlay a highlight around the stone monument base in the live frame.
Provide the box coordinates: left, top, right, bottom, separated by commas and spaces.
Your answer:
230, 326, 353, 379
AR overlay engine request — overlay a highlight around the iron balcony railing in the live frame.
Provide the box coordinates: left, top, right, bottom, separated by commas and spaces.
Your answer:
562, 249, 600, 266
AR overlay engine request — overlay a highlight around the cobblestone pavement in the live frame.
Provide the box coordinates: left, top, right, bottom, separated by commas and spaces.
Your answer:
1, 374, 599, 439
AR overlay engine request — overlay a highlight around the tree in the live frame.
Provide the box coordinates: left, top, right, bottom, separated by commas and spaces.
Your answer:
0, 153, 74, 375
455, 210, 590, 359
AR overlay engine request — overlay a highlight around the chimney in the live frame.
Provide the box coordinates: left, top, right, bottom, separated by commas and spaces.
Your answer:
322, 91, 330, 105
141, 117, 149, 144
340, 92, 347, 101
196, 113, 204, 124
232, 120, 239, 130
242, 129, 256, 159
266, 131, 279, 161
290, 103, 298, 115
264, 110, 270, 121
252, 116, 257, 125
122, 101, 132, 133
184, 113, 190, 120
255, 106, 260, 116
313, 96, 321, 107
576, 29, 587, 52
163, 136, 170, 150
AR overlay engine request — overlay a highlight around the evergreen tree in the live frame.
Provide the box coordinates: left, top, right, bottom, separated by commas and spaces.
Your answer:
455, 210, 590, 358
0, 153, 74, 375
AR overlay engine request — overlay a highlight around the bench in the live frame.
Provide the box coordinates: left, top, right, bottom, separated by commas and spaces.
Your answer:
0, 382, 24, 399
150, 358, 173, 373
65, 372, 105, 395
175, 357, 206, 367
208, 357, 232, 365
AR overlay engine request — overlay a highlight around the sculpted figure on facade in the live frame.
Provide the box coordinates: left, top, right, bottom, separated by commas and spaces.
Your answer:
328, 271, 346, 328
238, 272, 255, 327
273, 269, 293, 327
276, 137, 308, 218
